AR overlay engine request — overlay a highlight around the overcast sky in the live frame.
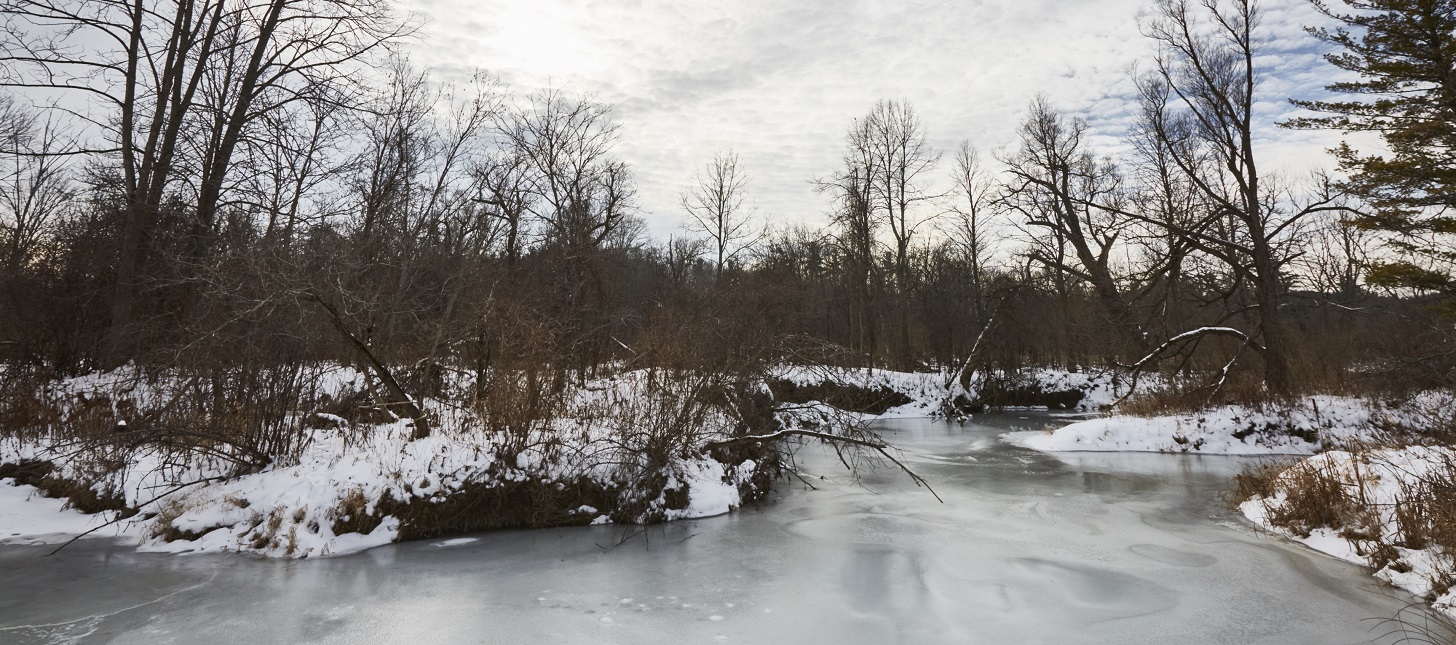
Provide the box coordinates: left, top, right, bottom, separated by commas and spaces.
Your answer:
399, 0, 1350, 239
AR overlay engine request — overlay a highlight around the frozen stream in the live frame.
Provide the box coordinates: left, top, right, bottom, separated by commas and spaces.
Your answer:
0, 414, 1429, 644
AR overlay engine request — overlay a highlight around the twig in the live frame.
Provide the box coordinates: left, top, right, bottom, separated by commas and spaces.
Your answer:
1112, 326, 1265, 408
46, 475, 225, 556
707, 429, 942, 503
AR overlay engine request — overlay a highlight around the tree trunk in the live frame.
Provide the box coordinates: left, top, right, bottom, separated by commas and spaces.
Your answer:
1253, 256, 1291, 395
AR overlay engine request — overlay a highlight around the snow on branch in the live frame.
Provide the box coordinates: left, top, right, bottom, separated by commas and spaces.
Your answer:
1113, 326, 1266, 408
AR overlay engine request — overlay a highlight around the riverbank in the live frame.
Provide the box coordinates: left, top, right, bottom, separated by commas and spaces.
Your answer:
1006, 391, 1456, 621
1003, 396, 1389, 456
0, 415, 1419, 645
1, 365, 779, 557
0, 364, 1126, 557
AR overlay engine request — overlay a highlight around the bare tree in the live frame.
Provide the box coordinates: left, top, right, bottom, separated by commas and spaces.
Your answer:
0, 95, 70, 271
1299, 201, 1372, 299
999, 96, 1147, 353
816, 116, 880, 364
862, 100, 941, 288
496, 89, 638, 256
680, 150, 762, 279
663, 234, 707, 284
0, 0, 412, 360
1135, 0, 1355, 393
1126, 84, 1207, 340
341, 58, 502, 358
236, 89, 350, 242
473, 149, 534, 265
946, 141, 996, 320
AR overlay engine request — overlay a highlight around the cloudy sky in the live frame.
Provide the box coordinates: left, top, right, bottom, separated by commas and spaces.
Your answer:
399, 0, 1349, 238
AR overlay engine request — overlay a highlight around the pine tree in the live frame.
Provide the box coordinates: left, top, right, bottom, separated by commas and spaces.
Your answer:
1287, 0, 1456, 295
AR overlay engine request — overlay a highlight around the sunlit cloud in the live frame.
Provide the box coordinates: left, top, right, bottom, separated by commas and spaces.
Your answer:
401, 0, 1351, 239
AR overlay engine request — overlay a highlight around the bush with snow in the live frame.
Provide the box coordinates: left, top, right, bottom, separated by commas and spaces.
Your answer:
1241, 445, 1456, 617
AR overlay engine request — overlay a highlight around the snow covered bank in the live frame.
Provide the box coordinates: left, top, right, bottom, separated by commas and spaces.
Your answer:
769, 366, 946, 418
0, 482, 121, 545
1005, 396, 1385, 456
0, 366, 777, 558
1, 424, 765, 558
968, 367, 1124, 411
0, 364, 1127, 558
1241, 446, 1456, 617
120, 421, 763, 558
769, 365, 1121, 418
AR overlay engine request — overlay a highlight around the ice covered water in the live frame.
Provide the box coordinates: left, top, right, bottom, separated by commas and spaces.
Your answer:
0, 415, 1423, 644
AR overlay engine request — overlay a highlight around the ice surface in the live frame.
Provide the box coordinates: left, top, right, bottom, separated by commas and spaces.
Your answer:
0, 415, 1429, 644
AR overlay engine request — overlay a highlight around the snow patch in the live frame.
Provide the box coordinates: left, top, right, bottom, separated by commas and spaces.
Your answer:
1006, 396, 1380, 455
0, 482, 129, 545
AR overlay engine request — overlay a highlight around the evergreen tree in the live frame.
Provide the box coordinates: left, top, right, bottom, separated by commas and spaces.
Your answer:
1287, 0, 1456, 295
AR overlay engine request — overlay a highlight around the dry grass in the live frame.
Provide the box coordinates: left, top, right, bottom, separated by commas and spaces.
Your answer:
1117, 370, 1275, 418
1393, 460, 1456, 553
330, 488, 381, 536
1262, 457, 1379, 542
1371, 601, 1456, 645
1230, 460, 1289, 504
1389, 451, 1456, 603
1242, 442, 1456, 620
0, 459, 132, 515
150, 499, 211, 542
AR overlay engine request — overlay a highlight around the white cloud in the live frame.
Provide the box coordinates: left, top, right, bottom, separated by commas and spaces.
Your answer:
402, 0, 1353, 238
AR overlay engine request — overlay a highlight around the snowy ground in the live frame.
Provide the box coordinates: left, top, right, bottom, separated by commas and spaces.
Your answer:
770, 364, 949, 418
770, 364, 1123, 418
1003, 396, 1383, 456
1011, 367, 1127, 411
1004, 391, 1456, 456
0, 482, 125, 546
1241, 446, 1456, 618
0, 364, 1133, 558
0, 366, 766, 558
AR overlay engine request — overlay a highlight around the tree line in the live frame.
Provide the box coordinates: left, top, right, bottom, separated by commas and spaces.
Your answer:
0, 0, 1453, 420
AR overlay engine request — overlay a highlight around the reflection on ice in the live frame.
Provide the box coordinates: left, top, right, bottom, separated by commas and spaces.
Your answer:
1043, 448, 1258, 479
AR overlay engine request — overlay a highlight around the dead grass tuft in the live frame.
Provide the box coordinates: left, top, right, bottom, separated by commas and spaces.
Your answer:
0, 459, 133, 516
1262, 457, 1376, 540
330, 488, 381, 536
1230, 460, 1289, 505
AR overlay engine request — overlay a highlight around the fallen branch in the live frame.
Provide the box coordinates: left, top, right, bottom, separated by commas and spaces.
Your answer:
1113, 326, 1265, 408
945, 307, 999, 395
305, 289, 431, 440
46, 476, 226, 556
707, 429, 942, 503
